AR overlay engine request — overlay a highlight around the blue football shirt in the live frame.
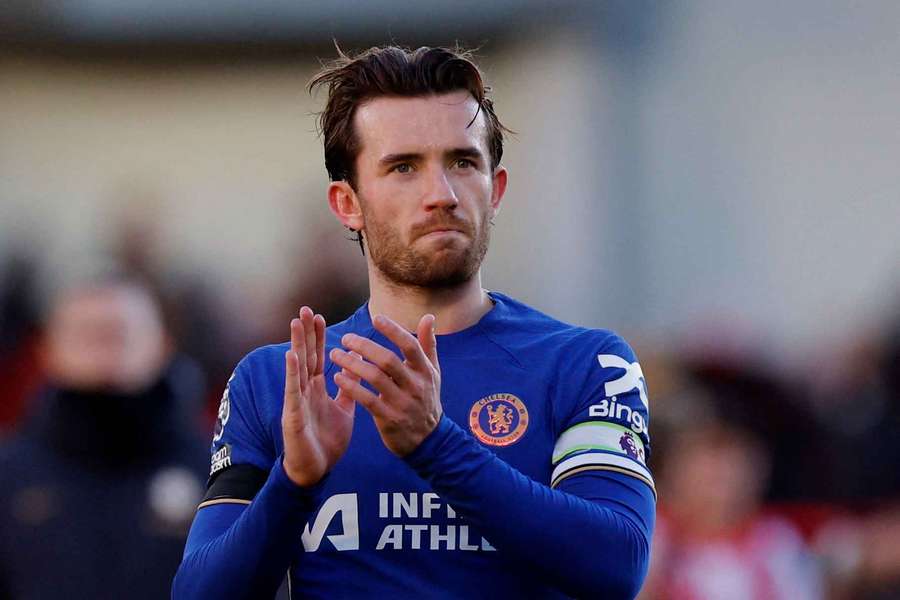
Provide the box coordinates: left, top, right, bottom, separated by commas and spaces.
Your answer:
187, 291, 654, 598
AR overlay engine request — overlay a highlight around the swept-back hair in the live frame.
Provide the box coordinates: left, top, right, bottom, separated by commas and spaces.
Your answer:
308, 44, 507, 189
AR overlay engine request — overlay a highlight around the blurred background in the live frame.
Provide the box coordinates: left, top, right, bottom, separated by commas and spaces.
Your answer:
1, 0, 898, 598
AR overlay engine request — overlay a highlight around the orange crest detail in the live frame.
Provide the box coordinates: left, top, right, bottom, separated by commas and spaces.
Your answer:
468, 393, 529, 447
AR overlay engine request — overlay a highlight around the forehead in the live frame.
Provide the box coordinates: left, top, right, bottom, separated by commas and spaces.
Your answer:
54, 286, 158, 332
353, 91, 489, 157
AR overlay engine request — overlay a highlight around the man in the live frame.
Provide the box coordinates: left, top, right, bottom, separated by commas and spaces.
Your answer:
0, 276, 208, 599
173, 45, 654, 599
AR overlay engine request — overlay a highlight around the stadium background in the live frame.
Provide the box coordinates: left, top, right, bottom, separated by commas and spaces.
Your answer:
1, 1, 898, 598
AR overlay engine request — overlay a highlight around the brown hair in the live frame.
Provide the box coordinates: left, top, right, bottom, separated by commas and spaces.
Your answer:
308, 44, 508, 188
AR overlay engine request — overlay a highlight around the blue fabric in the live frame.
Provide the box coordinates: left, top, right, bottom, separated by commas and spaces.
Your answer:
173, 292, 655, 599
173, 458, 324, 598
404, 415, 653, 599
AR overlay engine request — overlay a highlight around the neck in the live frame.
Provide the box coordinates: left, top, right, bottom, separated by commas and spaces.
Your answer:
367, 266, 493, 334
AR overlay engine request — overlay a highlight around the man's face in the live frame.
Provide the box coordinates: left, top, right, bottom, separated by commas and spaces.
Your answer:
349, 91, 505, 288
44, 284, 168, 393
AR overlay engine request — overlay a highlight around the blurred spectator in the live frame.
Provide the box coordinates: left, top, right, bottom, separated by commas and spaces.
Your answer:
808, 304, 900, 599
111, 206, 246, 419
0, 276, 209, 599
260, 227, 368, 343
641, 419, 824, 599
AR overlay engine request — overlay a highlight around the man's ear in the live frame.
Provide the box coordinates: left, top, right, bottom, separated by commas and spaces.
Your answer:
328, 181, 364, 231
490, 166, 508, 220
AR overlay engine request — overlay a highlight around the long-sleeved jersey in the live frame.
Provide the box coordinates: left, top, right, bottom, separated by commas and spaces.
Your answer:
173, 292, 655, 599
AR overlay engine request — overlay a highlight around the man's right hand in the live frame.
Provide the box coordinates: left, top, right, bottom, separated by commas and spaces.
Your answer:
282, 306, 356, 487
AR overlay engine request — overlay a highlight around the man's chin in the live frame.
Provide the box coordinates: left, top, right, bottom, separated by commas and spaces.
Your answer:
382, 257, 477, 289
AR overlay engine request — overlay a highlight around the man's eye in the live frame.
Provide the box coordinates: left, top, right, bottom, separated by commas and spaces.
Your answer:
455, 159, 474, 169
392, 163, 412, 174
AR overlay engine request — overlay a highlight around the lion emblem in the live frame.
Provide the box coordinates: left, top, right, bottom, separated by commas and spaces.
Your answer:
469, 393, 529, 447
212, 387, 230, 442
486, 403, 514, 435
619, 431, 643, 462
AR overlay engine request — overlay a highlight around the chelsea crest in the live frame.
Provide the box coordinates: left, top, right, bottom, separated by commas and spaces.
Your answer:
468, 393, 529, 447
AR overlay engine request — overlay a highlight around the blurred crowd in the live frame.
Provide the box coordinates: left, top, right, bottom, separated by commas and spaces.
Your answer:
0, 225, 367, 599
0, 228, 898, 599
638, 307, 900, 599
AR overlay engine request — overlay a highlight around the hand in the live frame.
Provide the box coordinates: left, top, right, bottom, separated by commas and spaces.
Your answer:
330, 314, 441, 457
281, 306, 356, 487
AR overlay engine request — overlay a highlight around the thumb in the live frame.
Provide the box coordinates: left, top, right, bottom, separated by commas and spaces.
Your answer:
417, 314, 439, 369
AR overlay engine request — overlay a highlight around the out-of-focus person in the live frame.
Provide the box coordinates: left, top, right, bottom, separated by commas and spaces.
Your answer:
0, 276, 208, 599
640, 418, 824, 600
808, 304, 900, 600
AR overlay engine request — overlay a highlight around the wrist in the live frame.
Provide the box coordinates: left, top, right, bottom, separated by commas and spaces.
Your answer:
279, 456, 328, 491
403, 413, 457, 467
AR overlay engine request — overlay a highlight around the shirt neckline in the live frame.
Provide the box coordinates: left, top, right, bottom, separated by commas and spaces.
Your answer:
347, 290, 509, 355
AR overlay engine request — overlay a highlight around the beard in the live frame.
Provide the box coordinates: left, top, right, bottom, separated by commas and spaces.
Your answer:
360, 198, 492, 289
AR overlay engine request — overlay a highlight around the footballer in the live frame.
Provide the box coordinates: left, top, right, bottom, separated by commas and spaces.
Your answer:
173, 45, 654, 599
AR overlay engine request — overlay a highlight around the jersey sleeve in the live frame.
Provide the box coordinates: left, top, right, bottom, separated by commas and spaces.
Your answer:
173, 345, 323, 599
201, 351, 278, 508
551, 331, 654, 494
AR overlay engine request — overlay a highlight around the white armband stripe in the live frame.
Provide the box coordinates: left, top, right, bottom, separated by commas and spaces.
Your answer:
552, 421, 646, 465
551, 452, 654, 489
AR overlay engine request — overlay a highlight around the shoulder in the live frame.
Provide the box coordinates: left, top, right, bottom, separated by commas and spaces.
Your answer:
236, 342, 291, 373
227, 308, 364, 396
486, 291, 636, 366
220, 343, 290, 406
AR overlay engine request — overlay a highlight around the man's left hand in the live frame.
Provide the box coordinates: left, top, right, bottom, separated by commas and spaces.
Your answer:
330, 313, 442, 456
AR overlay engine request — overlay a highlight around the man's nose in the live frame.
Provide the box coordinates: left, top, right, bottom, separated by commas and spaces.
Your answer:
424, 169, 459, 210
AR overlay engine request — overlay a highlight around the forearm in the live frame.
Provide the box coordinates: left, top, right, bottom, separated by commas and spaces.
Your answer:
172, 458, 321, 599
404, 416, 654, 599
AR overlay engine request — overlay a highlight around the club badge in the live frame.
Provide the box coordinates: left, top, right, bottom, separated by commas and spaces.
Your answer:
468, 393, 529, 447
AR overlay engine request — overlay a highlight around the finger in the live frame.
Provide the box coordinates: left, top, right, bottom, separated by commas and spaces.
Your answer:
344, 351, 363, 381
283, 349, 301, 409
284, 350, 311, 431
417, 314, 439, 369
290, 317, 309, 391
300, 306, 317, 376
330, 348, 400, 396
333, 352, 361, 413
340, 333, 411, 387
314, 313, 326, 376
334, 370, 383, 416
371, 314, 430, 372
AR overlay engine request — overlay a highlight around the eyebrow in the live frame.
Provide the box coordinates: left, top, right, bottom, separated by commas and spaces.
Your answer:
378, 152, 422, 166
446, 146, 485, 162
378, 146, 486, 167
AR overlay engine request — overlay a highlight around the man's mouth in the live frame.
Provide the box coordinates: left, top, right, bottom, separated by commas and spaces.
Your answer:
419, 228, 466, 240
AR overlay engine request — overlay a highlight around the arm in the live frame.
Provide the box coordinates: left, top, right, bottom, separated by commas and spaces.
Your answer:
172, 460, 322, 599
331, 315, 654, 599
404, 415, 653, 599
173, 307, 355, 599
